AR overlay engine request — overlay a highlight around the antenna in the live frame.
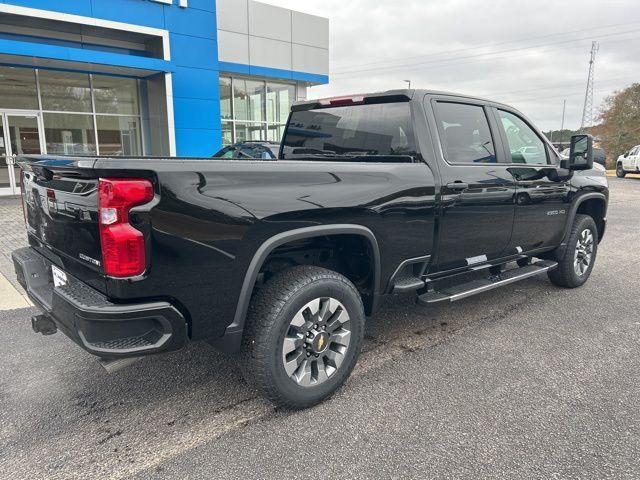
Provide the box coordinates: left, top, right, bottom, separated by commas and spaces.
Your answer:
580, 41, 599, 132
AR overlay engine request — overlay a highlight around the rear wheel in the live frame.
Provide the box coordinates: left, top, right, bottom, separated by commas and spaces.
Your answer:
240, 266, 365, 409
548, 214, 598, 288
616, 163, 626, 178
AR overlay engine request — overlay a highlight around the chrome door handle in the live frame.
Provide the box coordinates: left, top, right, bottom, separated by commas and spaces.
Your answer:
446, 181, 468, 191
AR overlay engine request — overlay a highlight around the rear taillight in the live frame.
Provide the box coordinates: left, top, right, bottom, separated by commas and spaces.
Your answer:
98, 178, 154, 278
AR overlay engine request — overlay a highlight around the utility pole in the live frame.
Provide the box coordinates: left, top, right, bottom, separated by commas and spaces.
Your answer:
404, 79, 411, 89
560, 99, 567, 144
580, 41, 599, 132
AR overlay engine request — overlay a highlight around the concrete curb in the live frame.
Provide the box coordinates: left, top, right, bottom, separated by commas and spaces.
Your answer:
606, 170, 640, 178
0, 271, 31, 310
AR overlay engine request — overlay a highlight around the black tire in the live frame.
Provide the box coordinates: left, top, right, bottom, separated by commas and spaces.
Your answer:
616, 163, 626, 178
548, 214, 598, 288
240, 265, 365, 409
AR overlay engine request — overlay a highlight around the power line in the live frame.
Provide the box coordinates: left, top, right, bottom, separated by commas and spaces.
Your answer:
504, 86, 614, 105
330, 19, 640, 73
331, 28, 640, 78
489, 75, 634, 103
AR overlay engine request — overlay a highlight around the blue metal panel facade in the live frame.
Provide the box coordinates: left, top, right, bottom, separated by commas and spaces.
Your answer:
0, 0, 328, 156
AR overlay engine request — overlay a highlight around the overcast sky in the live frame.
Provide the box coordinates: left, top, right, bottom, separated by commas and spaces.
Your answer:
265, 0, 640, 132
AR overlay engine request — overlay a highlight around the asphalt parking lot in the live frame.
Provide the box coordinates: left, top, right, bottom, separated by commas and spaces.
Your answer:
1, 177, 639, 479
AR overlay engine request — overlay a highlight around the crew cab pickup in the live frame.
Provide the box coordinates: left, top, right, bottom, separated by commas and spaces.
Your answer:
616, 144, 640, 177
13, 90, 609, 409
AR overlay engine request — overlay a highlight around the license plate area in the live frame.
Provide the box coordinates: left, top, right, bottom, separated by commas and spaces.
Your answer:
51, 265, 68, 288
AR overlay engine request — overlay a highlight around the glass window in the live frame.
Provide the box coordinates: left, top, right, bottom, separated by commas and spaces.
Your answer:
267, 124, 285, 142
96, 116, 142, 156
436, 102, 496, 164
39, 71, 92, 112
267, 82, 295, 124
92, 76, 139, 115
222, 121, 233, 146
498, 110, 548, 165
235, 123, 265, 142
43, 113, 96, 155
220, 77, 232, 120
282, 102, 417, 159
0, 66, 38, 110
215, 147, 235, 158
219, 76, 297, 147
7, 115, 41, 155
233, 80, 265, 122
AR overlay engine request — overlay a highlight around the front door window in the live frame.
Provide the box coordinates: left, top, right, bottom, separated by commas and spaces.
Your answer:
497, 110, 549, 165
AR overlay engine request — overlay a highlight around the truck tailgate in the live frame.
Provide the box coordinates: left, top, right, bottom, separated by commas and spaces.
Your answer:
20, 156, 105, 291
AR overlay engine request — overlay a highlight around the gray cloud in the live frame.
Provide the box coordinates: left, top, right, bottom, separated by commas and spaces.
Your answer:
265, 0, 640, 130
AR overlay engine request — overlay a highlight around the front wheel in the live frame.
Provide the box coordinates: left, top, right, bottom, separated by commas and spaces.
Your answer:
240, 266, 365, 409
548, 214, 598, 288
616, 163, 627, 178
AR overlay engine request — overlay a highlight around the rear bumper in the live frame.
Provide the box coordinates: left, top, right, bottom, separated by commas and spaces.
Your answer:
12, 247, 188, 358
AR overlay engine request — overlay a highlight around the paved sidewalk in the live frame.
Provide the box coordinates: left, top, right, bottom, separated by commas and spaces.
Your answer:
0, 271, 30, 310
0, 196, 28, 296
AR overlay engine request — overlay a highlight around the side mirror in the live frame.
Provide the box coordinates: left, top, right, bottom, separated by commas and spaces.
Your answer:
568, 134, 593, 171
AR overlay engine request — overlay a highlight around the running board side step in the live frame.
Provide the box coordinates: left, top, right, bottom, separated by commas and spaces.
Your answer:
418, 260, 558, 305
393, 275, 426, 293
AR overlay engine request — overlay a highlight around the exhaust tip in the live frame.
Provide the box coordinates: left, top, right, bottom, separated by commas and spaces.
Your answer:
98, 357, 142, 374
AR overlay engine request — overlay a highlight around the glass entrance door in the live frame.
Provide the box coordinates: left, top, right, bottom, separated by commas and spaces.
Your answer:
0, 113, 44, 196
0, 119, 10, 195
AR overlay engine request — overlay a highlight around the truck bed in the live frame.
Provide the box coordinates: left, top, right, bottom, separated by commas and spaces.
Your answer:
18, 154, 437, 343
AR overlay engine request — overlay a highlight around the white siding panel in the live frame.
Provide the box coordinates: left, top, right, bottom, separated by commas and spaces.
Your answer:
249, 36, 292, 71
248, 0, 291, 42
216, 0, 249, 34
292, 44, 328, 75
218, 29, 250, 64
292, 12, 329, 49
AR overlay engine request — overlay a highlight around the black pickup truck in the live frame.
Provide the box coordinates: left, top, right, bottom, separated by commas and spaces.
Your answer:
13, 90, 608, 409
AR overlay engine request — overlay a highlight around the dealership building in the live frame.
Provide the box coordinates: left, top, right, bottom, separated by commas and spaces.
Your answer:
0, 0, 329, 195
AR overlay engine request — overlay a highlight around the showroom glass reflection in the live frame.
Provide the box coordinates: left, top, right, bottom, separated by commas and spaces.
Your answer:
220, 76, 296, 146
0, 66, 142, 156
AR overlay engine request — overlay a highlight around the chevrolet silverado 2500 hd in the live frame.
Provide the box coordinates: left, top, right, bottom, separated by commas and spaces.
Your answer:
13, 90, 608, 409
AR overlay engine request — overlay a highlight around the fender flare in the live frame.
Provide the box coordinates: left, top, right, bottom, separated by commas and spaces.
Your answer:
219, 225, 381, 352
559, 192, 607, 250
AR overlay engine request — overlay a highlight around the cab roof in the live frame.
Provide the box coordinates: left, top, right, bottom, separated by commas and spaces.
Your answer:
292, 89, 515, 111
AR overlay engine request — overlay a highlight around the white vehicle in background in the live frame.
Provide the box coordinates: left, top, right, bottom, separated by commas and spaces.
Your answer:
616, 145, 640, 177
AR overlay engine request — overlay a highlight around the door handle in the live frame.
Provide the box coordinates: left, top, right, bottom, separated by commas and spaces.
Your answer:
446, 181, 468, 191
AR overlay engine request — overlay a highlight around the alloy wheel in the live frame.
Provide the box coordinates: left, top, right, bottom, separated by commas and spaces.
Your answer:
282, 297, 351, 387
574, 228, 594, 276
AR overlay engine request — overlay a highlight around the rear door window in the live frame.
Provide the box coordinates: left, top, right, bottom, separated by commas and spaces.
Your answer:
434, 102, 497, 164
281, 102, 417, 160
497, 110, 549, 165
